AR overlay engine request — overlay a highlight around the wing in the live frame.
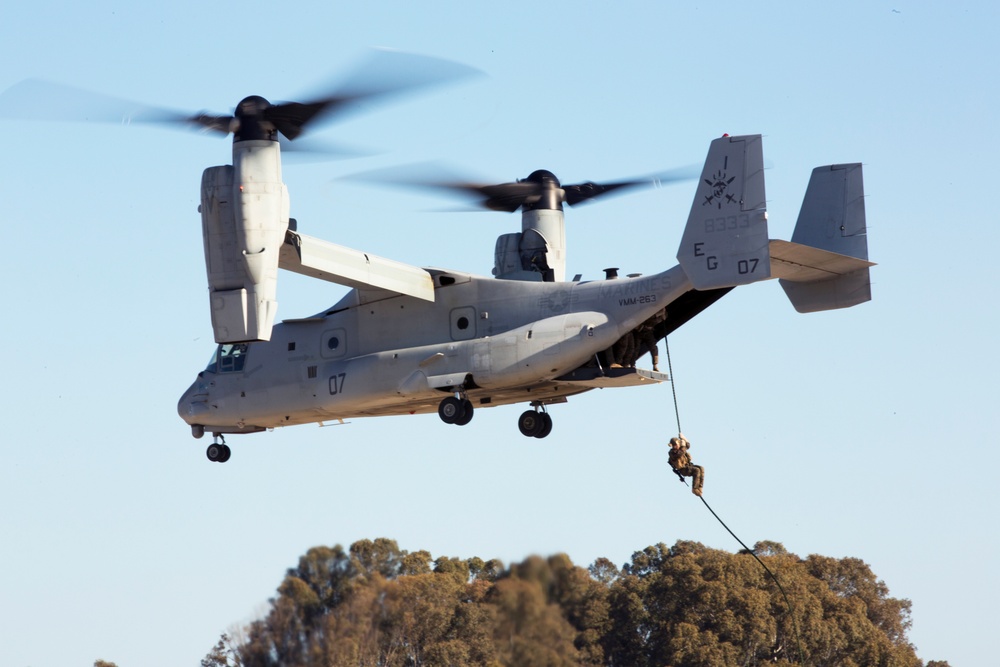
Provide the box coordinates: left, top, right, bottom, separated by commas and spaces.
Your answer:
279, 230, 435, 301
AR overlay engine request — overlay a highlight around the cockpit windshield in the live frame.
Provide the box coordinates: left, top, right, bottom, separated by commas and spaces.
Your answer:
206, 343, 250, 373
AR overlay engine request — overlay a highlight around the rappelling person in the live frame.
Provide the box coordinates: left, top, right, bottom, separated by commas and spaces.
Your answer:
668, 434, 704, 497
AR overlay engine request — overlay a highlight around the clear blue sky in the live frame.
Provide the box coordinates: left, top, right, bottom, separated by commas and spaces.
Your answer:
1, 2, 995, 665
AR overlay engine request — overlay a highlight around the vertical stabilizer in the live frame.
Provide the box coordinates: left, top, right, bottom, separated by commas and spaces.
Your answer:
790, 163, 867, 259
778, 163, 871, 312
677, 134, 770, 289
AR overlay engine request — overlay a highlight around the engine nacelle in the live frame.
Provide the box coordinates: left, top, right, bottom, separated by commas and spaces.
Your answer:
200, 140, 289, 343
492, 209, 566, 283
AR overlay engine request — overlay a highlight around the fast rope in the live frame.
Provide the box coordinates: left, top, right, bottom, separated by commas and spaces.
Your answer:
664, 336, 682, 434
699, 494, 806, 665
664, 336, 806, 665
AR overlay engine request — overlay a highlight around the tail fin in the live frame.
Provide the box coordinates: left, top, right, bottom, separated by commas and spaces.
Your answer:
677, 134, 771, 290
773, 163, 873, 312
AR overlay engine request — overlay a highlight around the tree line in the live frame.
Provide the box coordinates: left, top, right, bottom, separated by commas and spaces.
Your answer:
195, 537, 947, 667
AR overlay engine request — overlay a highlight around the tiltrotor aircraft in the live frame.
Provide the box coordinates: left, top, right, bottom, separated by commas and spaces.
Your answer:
0, 56, 873, 463
178, 129, 871, 463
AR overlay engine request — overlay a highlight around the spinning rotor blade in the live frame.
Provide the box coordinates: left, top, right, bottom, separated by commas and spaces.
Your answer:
561, 165, 701, 206
0, 78, 221, 132
0, 49, 481, 142
447, 180, 544, 213
261, 50, 481, 140
350, 163, 699, 212
563, 167, 698, 206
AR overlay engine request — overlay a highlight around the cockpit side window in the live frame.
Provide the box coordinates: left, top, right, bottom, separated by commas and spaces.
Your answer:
209, 343, 250, 373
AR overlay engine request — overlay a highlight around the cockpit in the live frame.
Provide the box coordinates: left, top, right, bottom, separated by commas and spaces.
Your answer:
205, 343, 250, 374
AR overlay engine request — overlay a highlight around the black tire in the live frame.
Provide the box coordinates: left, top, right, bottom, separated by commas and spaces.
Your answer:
218, 445, 232, 463
534, 412, 553, 439
438, 396, 466, 424
206, 444, 222, 462
454, 399, 474, 426
518, 410, 543, 437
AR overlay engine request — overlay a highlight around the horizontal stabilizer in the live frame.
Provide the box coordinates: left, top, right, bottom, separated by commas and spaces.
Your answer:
769, 239, 874, 282
279, 231, 435, 302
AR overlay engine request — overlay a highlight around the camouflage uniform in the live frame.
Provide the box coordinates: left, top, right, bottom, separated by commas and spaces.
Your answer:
634, 309, 666, 370
668, 435, 704, 496
611, 331, 635, 368
635, 325, 659, 370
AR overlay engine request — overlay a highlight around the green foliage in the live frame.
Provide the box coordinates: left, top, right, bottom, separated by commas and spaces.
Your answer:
210, 538, 936, 667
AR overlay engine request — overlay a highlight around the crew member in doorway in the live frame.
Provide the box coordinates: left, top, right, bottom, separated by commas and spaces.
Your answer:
634, 324, 659, 371
627, 309, 665, 370
611, 331, 634, 368
668, 434, 704, 496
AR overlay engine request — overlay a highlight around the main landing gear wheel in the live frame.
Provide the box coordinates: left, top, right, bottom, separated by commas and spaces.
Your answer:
518, 410, 553, 438
438, 396, 474, 425
454, 399, 474, 425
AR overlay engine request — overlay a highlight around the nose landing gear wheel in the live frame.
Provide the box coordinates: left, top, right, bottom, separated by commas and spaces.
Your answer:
535, 412, 553, 438
206, 437, 232, 463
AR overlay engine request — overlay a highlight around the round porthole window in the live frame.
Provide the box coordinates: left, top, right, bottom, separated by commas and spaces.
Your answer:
327, 336, 340, 350
457, 316, 469, 330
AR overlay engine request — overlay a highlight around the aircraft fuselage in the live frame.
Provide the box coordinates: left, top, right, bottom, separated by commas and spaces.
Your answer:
178, 265, 690, 436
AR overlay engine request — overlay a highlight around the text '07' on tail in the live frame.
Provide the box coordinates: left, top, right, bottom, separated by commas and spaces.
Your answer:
677, 134, 770, 290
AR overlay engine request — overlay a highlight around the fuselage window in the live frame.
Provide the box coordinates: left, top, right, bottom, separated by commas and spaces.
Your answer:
216, 343, 249, 373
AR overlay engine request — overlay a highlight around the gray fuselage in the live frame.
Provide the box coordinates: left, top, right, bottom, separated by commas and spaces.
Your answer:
178, 265, 690, 434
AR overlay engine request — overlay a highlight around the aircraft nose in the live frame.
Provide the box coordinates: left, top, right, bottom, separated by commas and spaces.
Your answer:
177, 377, 211, 424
